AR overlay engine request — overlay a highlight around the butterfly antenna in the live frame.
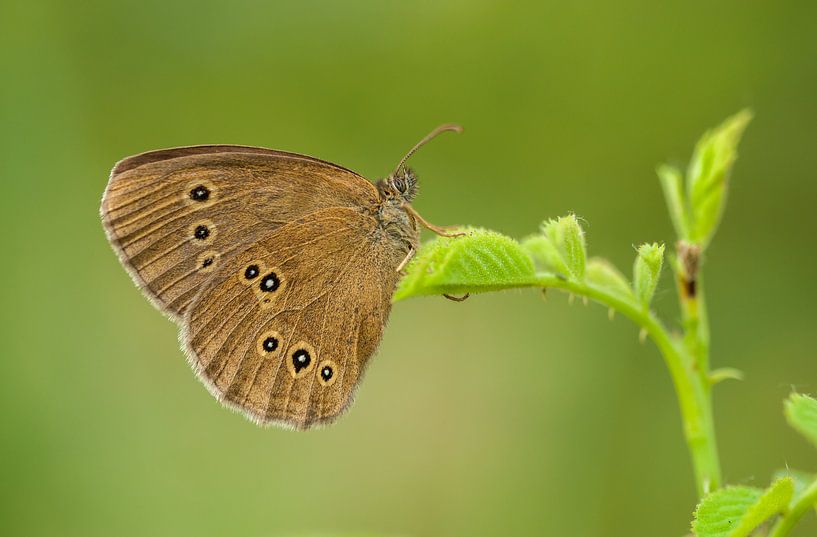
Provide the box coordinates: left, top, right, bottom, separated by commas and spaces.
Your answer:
391, 123, 463, 177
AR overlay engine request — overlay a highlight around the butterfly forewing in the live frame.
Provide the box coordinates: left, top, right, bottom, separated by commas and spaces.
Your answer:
100, 147, 380, 321
183, 207, 400, 429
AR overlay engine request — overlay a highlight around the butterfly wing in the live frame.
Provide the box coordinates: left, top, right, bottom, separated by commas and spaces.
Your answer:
183, 207, 404, 429
100, 146, 379, 322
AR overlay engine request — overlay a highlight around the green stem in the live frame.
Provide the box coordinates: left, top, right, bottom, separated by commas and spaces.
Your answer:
674, 245, 721, 497
535, 274, 721, 497
679, 273, 710, 382
768, 477, 817, 537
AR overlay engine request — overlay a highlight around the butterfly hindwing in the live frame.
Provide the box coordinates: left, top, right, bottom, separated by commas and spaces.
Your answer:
100, 146, 380, 321
183, 207, 402, 429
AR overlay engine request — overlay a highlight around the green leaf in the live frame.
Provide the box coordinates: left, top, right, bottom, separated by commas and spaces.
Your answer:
633, 242, 664, 308
785, 393, 817, 449
687, 109, 752, 247
585, 257, 634, 300
549, 215, 587, 279
692, 478, 794, 537
709, 368, 744, 385
393, 228, 540, 302
522, 234, 571, 276
657, 163, 691, 240
525, 215, 587, 279
773, 469, 817, 512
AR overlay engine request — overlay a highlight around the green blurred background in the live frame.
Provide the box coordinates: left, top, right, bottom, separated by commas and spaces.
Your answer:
2, 1, 816, 536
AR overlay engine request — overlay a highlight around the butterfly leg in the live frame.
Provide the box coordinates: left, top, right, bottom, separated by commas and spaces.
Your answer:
396, 247, 415, 272
443, 293, 470, 302
403, 205, 466, 238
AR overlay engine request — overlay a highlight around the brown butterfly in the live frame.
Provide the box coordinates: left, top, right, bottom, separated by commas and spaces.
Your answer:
100, 124, 463, 429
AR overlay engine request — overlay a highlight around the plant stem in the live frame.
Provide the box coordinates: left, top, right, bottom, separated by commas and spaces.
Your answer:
768, 477, 817, 537
535, 274, 721, 497
674, 242, 721, 496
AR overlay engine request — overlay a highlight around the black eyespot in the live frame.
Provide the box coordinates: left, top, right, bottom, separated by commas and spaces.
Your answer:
262, 336, 278, 352
189, 185, 210, 201
244, 264, 259, 280
320, 365, 333, 381
292, 349, 311, 373
201, 256, 214, 268
260, 272, 280, 292
194, 225, 209, 240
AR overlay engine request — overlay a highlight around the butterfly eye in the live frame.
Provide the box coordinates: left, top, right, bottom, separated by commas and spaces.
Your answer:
317, 360, 338, 387
189, 185, 210, 201
259, 272, 280, 293
392, 177, 405, 193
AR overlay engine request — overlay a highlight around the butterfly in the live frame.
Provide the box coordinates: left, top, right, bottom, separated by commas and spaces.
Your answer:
100, 124, 463, 429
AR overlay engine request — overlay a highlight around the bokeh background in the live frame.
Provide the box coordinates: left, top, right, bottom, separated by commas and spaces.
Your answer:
2, 1, 816, 536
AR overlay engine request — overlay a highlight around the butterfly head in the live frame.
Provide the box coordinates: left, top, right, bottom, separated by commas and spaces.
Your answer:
375, 124, 465, 242
377, 167, 418, 203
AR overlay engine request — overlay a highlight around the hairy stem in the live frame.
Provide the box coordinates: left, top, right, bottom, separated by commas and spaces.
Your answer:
535, 273, 721, 497
768, 477, 817, 537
